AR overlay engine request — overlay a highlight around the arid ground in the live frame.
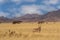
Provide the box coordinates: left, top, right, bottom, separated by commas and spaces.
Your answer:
0, 22, 60, 40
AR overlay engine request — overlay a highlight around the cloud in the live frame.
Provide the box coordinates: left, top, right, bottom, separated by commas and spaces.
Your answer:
42, 0, 59, 5
11, 0, 36, 4
0, 0, 4, 2
6, 4, 59, 17
0, 0, 6, 4
0, 0, 60, 18
0, 0, 9, 4
40, 0, 59, 12
24, 0, 36, 2
20, 5, 42, 14
11, 0, 21, 2
49, 0, 59, 4
39, 5, 58, 12
14, 13, 21, 17
11, 0, 22, 4
0, 12, 9, 17
20, 4, 58, 15
7, 5, 42, 17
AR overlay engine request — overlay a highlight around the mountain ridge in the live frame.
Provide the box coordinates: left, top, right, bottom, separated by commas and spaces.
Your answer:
0, 10, 60, 22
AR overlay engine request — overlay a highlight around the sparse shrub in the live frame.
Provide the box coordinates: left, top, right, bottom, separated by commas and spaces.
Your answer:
12, 21, 23, 24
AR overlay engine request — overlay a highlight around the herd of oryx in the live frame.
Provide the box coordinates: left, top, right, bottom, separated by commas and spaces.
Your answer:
12, 21, 45, 33
0, 20, 45, 33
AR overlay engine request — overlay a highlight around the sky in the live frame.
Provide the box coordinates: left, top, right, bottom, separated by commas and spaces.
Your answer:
0, 0, 60, 18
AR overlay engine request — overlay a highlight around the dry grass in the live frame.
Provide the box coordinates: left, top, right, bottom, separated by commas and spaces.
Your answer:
0, 22, 60, 40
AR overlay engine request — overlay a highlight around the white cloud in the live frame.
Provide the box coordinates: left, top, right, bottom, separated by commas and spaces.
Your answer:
40, 0, 59, 12
0, 0, 4, 2
42, 0, 59, 5
0, 0, 6, 3
24, 0, 36, 2
11, 0, 21, 2
11, 0, 22, 4
49, 0, 58, 4
11, 0, 36, 4
20, 4, 58, 15
20, 5, 42, 14
0, 12, 9, 17
40, 5, 58, 12
6, 5, 44, 17
14, 13, 21, 17
11, 0, 20, 2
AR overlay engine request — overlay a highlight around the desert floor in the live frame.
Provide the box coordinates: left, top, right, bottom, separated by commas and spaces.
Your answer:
0, 22, 60, 40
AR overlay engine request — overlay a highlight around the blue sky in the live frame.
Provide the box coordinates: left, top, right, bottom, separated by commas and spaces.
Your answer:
0, 0, 60, 18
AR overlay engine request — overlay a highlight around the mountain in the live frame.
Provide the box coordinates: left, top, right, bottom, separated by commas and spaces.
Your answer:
12, 10, 60, 22
14, 10, 60, 22
13, 14, 42, 22
43, 10, 60, 22
0, 9, 60, 22
0, 16, 12, 23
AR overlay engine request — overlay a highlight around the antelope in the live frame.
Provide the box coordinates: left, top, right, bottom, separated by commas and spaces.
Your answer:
33, 27, 41, 33
38, 21, 45, 24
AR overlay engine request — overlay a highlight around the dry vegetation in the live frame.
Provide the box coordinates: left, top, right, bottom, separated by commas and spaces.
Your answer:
0, 22, 60, 40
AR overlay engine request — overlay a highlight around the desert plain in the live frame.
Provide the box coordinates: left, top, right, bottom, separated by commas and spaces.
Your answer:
0, 22, 60, 40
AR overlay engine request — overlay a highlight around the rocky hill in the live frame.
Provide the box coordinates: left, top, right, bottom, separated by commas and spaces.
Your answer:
0, 10, 60, 22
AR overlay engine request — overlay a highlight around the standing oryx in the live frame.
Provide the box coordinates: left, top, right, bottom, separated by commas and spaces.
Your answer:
33, 27, 41, 33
